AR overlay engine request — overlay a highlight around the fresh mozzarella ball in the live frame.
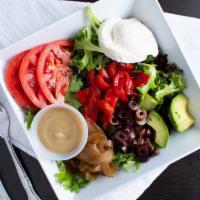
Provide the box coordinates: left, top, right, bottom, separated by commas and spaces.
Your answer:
98, 17, 158, 63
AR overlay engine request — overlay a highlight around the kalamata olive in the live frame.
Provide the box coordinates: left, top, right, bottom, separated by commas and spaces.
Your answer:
136, 119, 147, 125
137, 137, 144, 145
128, 100, 139, 111
146, 128, 152, 136
145, 138, 155, 154
133, 140, 138, 145
135, 145, 149, 162
113, 131, 129, 145
121, 145, 128, 153
110, 115, 119, 126
134, 125, 143, 132
154, 149, 160, 155
124, 127, 132, 133
137, 128, 146, 137
128, 131, 136, 141
126, 118, 134, 126
135, 109, 147, 121
117, 111, 128, 120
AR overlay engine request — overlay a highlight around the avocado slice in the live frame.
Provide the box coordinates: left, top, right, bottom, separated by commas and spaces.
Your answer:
147, 111, 169, 148
168, 94, 194, 132
140, 94, 158, 111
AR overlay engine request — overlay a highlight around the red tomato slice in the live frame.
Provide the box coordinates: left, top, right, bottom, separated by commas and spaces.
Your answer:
37, 40, 73, 103
19, 45, 47, 108
5, 52, 35, 109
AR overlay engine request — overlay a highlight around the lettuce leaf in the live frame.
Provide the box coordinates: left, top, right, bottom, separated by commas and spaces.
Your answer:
65, 76, 83, 109
137, 63, 157, 98
25, 110, 36, 129
112, 153, 141, 172
153, 72, 186, 102
55, 161, 89, 193
71, 7, 109, 72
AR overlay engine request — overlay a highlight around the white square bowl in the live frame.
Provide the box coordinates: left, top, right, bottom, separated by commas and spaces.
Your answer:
0, 0, 200, 199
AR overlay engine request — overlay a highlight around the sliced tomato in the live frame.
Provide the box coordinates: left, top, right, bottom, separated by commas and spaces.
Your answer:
37, 40, 73, 103
19, 45, 47, 108
5, 52, 35, 109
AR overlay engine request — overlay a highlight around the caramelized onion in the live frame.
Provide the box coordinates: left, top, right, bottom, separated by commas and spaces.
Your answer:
67, 118, 118, 180
101, 163, 118, 177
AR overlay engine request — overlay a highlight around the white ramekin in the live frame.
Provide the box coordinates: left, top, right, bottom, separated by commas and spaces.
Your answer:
30, 103, 88, 160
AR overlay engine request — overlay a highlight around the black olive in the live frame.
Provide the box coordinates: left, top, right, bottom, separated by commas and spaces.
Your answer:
113, 131, 129, 146
135, 109, 147, 121
135, 145, 149, 162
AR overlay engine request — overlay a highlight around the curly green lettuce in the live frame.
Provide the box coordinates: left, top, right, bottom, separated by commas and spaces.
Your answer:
55, 161, 90, 193
137, 63, 157, 98
112, 153, 141, 172
153, 72, 186, 102
137, 61, 186, 106
71, 7, 109, 72
25, 110, 36, 129
74, 26, 102, 53
65, 75, 83, 109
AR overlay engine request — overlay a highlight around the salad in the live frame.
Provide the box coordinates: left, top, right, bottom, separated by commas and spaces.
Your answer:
4, 7, 195, 193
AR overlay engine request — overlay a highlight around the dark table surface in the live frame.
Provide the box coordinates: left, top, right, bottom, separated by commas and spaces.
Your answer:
1, 0, 200, 200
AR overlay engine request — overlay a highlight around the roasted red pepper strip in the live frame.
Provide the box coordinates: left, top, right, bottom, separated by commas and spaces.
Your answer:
96, 75, 110, 90
113, 71, 130, 87
84, 86, 100, 122
108, 61, 118, 77
98, 100, 115, 124
133, 72, 149, 87
113, 71, 133, 102
76, 88, 89, 105
88, 70, 95, 83
121, 63, 134, 71
113, 87, 128, 102
125, 77, 134, 95
105, 88, 118, 107
99, 68, 109, 80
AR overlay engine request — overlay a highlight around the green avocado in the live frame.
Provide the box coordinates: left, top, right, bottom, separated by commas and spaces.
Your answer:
140, 93, 158, 111
168, 94, 194, 132
147, 111, 169, 148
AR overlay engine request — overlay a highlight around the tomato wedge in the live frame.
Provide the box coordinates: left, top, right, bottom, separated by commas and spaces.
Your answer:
19, 45, 47, 108
5, 52, 35, 109
37, 40, 73, 103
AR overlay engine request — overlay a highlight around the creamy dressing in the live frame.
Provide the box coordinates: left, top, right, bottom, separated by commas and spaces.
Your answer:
37, 108, 83, 154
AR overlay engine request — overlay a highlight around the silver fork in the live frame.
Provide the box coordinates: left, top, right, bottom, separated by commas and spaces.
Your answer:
0, 103, 41, 200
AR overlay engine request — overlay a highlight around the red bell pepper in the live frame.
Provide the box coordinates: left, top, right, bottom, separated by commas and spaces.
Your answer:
133, 72, 149, 87
96, 75, 110, 90
105, 89, 118, 107
98, 100, 115, 124
113, 71, 134, 102
99, 68, 109, 80
121, 63, 134, 71
84, 86, 101, 122
108, 61, 118, 77
76, 88, 89, 105
88, 70, 95, 83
